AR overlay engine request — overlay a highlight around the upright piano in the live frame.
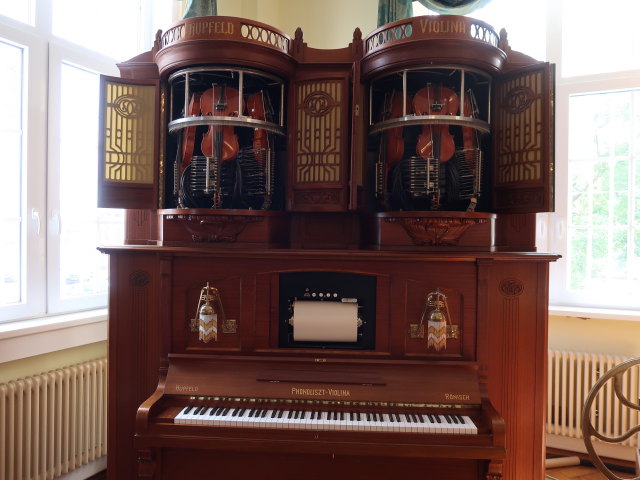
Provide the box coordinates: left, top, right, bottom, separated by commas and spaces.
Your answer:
98, 14, 556, 480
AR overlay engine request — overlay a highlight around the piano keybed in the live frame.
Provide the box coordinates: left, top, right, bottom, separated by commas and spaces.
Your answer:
175, 404, 478, 434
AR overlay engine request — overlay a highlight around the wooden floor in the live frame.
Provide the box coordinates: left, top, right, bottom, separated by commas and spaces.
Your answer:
545, 465, 636, 480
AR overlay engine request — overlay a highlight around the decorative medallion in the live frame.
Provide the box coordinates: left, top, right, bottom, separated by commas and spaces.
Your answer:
302, 91, 336, 117
112, 94, 141, 118
502, 86, 535, 114
129, 270, 150, 287
499, 278, 524, 296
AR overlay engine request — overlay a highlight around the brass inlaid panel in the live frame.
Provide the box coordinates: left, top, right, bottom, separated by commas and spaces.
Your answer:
295, 80, 342, 184
494, 70, 544, 186
104, 81, 156, 184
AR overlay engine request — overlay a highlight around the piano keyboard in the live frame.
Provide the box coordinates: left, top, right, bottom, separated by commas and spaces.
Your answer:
175, 406, 477, 434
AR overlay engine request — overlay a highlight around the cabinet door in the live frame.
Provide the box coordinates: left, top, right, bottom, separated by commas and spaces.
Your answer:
287, 74, 351, 212
98, 75, 159, 209
492, 62, 555, 213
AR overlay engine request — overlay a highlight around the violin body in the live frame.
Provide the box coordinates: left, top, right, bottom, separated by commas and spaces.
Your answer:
181, 92, 201, 171
412, 85, 459, 163
200, 85, 241, 162
246, 91, 269, 166
384, 92, 408, 171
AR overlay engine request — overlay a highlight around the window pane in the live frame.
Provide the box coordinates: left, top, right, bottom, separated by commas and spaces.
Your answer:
52, 0, 140, 60
0, 0, 33, 25
562, 0, 640, 76
567, 90, 640, 305
59, 63, 123, 300
0, 39, 24, 306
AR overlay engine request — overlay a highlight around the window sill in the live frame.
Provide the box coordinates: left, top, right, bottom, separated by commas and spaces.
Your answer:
549, 305, 640, 322
0, 309, 108, 363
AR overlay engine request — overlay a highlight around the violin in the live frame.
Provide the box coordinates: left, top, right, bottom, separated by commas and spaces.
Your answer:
181, 92, 201, 171
384, 91, 407, 172
412, 84, 459, 163
200, 84, 241, 163
246, 91, 270, 167
376, 90, 408, 208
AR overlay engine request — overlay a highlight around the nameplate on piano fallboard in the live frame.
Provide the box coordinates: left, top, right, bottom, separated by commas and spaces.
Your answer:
164, 355, 482, 405
256, 369, 385, 386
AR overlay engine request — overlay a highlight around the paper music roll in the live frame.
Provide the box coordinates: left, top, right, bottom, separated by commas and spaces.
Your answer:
292, 300, 359, 342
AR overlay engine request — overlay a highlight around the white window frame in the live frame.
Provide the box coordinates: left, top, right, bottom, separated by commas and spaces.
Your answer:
46, 40, 119, 314
544, 0, 640, 316
0, 1, 175, 347
0, 19, 47, 322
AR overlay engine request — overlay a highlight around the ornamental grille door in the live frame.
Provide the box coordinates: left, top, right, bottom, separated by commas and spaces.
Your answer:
492, 62, 555, 213
98, 75, 159, 209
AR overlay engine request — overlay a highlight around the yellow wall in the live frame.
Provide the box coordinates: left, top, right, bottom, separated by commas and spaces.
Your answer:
217, 0, 377, 49
548, 316, 640, 358
0, 341, 107, 385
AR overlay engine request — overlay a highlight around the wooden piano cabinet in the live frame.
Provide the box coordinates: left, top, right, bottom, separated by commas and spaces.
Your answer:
102, 246, 555, 480
151, 450, 487, 480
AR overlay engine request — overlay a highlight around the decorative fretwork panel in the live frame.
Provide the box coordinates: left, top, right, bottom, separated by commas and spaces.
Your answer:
494, 70, 544, 185
104, 80, 156, 184
295, 80, 343, 184
492, 63, 554, 213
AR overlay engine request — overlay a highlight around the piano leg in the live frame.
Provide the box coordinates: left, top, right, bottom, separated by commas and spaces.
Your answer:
486, 460, 503, 479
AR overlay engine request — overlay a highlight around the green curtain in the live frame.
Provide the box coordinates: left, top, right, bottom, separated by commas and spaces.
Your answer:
416, 0, 492, 15
183, 0, 218, 19
377, 0, 413, 27
377, 0, 493, 27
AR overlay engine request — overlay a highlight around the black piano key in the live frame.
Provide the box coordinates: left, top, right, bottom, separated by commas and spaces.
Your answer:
287, 410, 294, 419
277, 410, 284, 418
183, 406, 193, 415
198, 407, 209, 415
357, 412, 361, 421
394, 413, 401, 422
417, 414, 425, 423
261, 409, 268, 418
339, 411, 344, 420
366, 412, 371, 421
270, 410, 278, 418
445, 414, 452, 424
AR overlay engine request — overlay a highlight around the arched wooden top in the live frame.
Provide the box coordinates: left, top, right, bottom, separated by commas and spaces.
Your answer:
361, 16, 507, 80
153, 16, 296, 78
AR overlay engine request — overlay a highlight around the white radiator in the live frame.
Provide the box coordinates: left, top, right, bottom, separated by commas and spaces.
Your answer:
0, 358, 107, 480
547, 350, 640, 462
